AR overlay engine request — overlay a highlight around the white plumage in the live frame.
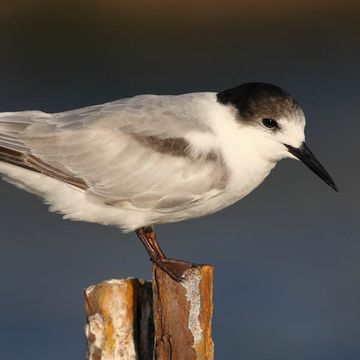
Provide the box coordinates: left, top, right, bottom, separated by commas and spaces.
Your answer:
0, 87, 309, 232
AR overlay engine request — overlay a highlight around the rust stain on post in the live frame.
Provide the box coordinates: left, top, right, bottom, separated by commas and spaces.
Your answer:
152, 263, 214, 360
84, 278, 154, 360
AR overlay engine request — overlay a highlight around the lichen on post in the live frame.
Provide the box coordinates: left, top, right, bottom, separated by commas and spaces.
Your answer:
84, 278, 154, 360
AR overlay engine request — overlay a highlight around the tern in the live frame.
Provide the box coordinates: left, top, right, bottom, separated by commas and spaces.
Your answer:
0, 82, 338, 281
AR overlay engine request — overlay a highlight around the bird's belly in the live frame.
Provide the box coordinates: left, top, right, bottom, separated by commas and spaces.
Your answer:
148, 161, 275, 225
0, 155, 275, 232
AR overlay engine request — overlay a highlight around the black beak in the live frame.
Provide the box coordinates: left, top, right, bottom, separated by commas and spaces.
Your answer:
285, 142, 338, 192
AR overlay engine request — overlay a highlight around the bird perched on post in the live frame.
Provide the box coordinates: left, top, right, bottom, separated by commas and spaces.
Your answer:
0, 82, 337, 281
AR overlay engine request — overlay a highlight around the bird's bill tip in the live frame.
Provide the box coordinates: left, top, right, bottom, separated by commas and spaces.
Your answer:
285, 142, 339, 193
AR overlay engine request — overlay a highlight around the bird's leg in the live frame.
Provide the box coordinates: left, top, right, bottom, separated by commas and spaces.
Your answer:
136, 226, 180, 281
142, 226, 166, 259
135, 226, 193, 282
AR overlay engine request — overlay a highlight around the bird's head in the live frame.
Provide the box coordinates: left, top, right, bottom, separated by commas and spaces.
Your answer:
217, 82, 338, 192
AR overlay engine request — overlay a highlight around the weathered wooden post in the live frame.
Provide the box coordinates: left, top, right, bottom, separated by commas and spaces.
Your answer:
84, 279, 154, 360
84, 263, 214, 359
152, 262, 214, 360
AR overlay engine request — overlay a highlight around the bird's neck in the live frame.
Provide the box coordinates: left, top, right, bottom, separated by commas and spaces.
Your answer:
209, 104, 279, 191
224, 129, 276, 187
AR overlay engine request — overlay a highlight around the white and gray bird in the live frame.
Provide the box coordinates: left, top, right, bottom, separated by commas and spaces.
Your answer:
0, 82, 337, 280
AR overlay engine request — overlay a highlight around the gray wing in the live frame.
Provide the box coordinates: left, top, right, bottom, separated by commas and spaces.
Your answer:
51, 94, 211, 137
0, 94, 228, 211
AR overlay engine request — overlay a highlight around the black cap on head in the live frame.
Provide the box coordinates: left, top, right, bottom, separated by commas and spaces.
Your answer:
217, 82, 301, 121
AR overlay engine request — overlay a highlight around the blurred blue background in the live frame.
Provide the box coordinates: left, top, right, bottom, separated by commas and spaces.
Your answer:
0, 1, 359, 359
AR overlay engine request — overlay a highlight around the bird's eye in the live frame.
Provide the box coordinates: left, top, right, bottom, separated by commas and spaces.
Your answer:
262, 118, 278, 129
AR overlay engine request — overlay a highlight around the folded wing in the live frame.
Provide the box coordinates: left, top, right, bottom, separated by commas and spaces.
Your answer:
0, 94, 228, 212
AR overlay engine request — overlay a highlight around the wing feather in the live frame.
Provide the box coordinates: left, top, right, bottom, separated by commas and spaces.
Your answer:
0, 93, 228, 211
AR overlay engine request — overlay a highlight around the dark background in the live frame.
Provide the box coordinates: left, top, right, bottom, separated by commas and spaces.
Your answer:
0, 1, 359, 359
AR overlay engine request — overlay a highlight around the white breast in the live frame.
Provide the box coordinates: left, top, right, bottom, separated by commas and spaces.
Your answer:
191, 96, 277, 210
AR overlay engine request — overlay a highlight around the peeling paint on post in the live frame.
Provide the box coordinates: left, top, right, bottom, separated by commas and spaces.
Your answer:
152, 263, 214, 360
84, 278, 154, 360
